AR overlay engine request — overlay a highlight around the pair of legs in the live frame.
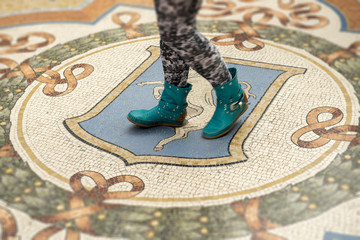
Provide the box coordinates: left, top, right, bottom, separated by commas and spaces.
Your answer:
127, 0, 248, 138
156, 0, 231, 88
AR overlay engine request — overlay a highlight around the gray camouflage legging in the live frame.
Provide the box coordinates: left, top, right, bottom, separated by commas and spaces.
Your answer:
155, 0, 232, 88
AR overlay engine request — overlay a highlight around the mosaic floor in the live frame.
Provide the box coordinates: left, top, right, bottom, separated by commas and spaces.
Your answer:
1, 0, 360, 239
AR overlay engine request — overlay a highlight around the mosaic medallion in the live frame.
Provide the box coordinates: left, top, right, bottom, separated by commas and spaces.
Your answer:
8, 23, 359, 208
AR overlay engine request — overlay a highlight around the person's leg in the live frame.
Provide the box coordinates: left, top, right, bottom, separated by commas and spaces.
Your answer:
128, 0, 248, 138
127, 0, 202, 127
154, 0, 248, 138
126, 16, 194, 128
160, 40, 189, 88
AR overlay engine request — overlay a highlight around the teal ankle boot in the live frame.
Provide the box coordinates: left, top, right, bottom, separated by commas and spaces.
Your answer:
127, 82, 192, 127
203, 68, 248, 139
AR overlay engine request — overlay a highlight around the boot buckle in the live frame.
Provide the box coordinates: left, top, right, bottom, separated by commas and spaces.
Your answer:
230, 101, 243, 111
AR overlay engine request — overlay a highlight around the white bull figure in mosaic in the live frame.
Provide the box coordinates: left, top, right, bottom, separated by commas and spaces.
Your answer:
137, 70, 256, 151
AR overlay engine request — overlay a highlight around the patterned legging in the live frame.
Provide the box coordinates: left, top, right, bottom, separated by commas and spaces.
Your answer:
155, 0, 232, 88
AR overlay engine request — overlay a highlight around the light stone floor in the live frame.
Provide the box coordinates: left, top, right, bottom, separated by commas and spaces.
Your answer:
1, 0, 360, 240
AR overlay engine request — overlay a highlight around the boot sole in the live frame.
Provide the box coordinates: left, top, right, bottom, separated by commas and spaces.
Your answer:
202, 100, 248, 139
127, 114, 184, 128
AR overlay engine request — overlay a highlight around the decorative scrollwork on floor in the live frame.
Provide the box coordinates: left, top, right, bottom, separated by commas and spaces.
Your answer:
0, 32, 55, 55
0, 206, 18, 240
2, 58, 55, 83
112, 12, 146, 39
278, 0, 329, 29
0, 32, 56, 82
33, 171, 144, 240
232, 198, 286, 240
36, 63, 94, 97
211, 21, 267, 51
292, 107, 359, 148
200, 0, 329, 52
318, 41, 360, 64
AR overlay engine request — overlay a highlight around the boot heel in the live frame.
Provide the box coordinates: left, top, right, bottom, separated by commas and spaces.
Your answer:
243, 92, 248, 103
176, 110, 187, 123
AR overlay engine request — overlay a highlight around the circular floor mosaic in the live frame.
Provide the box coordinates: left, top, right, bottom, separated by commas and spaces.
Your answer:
9, 22, 359, 207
